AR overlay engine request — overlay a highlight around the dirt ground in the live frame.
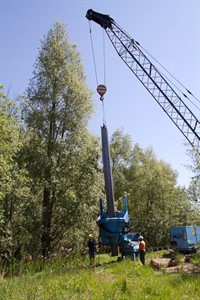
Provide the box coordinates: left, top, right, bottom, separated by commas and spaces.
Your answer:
149, 257, 200, 275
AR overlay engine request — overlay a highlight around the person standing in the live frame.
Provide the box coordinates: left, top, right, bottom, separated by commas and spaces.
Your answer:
87, 234, 96, 265
138, 236, 146, 265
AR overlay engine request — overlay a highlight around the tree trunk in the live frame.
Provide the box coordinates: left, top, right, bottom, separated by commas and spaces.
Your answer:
41, 97, 56, 257
41, 187, 53, 257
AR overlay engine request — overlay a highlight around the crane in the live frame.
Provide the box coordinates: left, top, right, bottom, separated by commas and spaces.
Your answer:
86, 9, 200, 258
86, 9, 200, 149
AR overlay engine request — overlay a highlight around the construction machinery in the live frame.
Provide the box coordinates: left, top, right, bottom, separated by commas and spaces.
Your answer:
86, 9, 200, 258
170, 226, 200, 253
97, 124, 139, 258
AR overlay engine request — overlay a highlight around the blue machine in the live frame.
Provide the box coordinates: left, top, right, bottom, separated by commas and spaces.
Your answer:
170, 226, 200, 253
97, 123, 139, 258
97, 196, 139, 259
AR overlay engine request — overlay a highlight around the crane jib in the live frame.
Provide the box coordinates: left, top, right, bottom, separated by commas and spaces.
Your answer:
86, 9, 200, 149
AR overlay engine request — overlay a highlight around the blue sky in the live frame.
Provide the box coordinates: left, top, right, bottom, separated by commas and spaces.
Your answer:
1, 0, 200, 187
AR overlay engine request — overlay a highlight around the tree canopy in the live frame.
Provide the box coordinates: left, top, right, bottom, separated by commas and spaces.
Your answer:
0, 86, 30, 261
109, 129, 199, 247
21, 22, 102, 257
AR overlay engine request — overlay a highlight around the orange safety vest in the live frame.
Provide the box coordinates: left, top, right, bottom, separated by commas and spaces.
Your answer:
139, 240, 146, 251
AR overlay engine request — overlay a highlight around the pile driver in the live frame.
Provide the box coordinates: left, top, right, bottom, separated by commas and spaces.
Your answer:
86, 9, 200, 258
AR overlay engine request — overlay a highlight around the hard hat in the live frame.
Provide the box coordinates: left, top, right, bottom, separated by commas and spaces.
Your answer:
138, 236, 144, 240
89, 234, 93, 239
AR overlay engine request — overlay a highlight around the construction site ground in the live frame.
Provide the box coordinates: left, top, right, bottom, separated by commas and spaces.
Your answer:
148, 253, 200, 275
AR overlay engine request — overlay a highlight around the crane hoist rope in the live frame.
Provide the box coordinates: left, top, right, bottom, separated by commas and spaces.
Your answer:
88, 21, 98, 86
88, 19, 108, 125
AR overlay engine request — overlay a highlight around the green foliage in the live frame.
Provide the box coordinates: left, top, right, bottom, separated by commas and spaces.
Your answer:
0, 86, 31, 264
191, 253, 200, 267
0, 87, 26, 200
187, 149, 200, 224
110, 129, 198, 247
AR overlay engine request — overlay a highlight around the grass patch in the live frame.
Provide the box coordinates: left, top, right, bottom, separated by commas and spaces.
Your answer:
191, 253, 200, 267
0, 253, 200, 300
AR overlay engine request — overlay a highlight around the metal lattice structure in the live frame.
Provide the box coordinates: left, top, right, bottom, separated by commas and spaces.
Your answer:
86, 9, 200, 149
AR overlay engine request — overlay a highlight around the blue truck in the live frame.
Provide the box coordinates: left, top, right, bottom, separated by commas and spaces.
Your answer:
170, 226, 200, 253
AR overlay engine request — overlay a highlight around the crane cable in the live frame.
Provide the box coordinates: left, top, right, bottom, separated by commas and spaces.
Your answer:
102, 29, 107, 125
114, 21, 200, 113
88, 21, 98, 87
102, 29, 107, 86
139, 44, 200, 112
88, 21, 107, 125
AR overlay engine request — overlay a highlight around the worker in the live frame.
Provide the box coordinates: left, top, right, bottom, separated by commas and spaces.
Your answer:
138, 235, 146, 265
87, 234, 96, 265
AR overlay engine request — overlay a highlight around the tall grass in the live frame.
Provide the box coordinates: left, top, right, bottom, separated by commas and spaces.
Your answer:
0, 253, 199, 300
191, 253, 200, 267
